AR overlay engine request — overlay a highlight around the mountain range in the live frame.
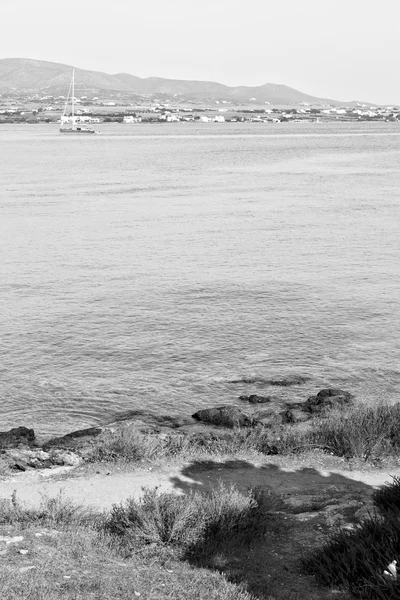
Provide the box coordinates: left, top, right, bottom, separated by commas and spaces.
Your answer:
0, 58, 348, 105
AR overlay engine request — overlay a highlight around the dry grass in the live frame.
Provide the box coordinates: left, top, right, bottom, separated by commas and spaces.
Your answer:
0, 490, 255, 600
105, 482, 271, 559
309, 403, 400, 459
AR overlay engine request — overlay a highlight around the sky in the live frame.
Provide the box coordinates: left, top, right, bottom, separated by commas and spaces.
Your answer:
2, 0, 400, 104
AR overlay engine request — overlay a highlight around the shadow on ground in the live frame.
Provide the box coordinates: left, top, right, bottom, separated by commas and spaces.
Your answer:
170, 459, 374, 600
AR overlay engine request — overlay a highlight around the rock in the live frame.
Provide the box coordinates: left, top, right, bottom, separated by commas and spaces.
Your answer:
268, 375, 310, 387
43, 427, 102, 449
252, 408, 285, 427
2, 447, 81, 471
0, 536, 24, 544
325, 513, 347, 528
229, 375, 310, 386
229, 377, 270, 384
49, 450, 81, 467
154, 415, 193, 429
0, 427, 35, 449
10, 462, 27, 471
354, 504, 378, 522
3, 448, 52, 471
285, 408, 313, 424
192, 406, 254, 428
239, 394, 271, 404
19, 566, 36, 573
303, 388, 354, 414
106, 410, 193, 430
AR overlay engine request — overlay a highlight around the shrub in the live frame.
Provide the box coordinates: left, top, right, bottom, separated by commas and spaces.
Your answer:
303, 477, 400, 599
0, 491, 95, 526
373, 476, 400, 514
303, 516, 400, 598
105, 487, 206, 549
87, 429, 161, 462
310, 403, 400, 459
104, 483, 270, 557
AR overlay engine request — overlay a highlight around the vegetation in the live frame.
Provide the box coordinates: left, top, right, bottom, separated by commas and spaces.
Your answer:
0, 491, 96, 528
104, 483, 271, 559
3, 401, 400, 598
309, 403, 400, 460
86, 426, 280, 464
373, 476, 400, 514
0, 486, 271, 600
86, 401, 400, 468
303, 477, 400, 599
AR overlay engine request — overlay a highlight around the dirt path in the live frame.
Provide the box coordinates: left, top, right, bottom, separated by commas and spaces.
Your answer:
1, 459, 399, 509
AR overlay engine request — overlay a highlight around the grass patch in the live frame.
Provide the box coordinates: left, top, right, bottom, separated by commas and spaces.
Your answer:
0, 522, 253, 600
86, 426, 282, 465
0, 489, 256, 600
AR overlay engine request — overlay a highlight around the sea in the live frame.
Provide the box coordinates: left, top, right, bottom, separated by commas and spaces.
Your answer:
1, 121, 399, 436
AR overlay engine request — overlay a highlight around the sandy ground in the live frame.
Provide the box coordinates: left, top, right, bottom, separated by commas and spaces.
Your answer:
1, 458, 399, 510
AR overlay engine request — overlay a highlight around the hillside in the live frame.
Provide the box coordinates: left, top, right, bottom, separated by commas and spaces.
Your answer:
0, 57, 340, 105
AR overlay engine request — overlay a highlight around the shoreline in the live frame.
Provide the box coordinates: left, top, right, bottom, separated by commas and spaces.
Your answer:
2, 390, 400, 599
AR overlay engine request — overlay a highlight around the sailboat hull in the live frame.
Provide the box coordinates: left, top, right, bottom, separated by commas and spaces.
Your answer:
59, 128, 97, 134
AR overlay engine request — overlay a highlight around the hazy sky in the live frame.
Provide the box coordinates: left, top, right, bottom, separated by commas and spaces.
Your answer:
3, 0, 400, 104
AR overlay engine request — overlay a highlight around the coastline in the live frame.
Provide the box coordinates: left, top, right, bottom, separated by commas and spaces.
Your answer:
2, 389, 400, 599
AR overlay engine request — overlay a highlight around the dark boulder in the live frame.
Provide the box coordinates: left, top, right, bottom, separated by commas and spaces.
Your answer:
192, 406, 254, 428
303, 389, 354, 414
239, 394, 271, 404
43, 427, 102, 450
0, 427, 35, 449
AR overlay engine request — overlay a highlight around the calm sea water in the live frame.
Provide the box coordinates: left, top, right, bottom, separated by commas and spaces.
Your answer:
1, 122, 400, 435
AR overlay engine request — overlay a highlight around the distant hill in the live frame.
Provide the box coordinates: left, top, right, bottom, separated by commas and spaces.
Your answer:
0, 57, 347, 105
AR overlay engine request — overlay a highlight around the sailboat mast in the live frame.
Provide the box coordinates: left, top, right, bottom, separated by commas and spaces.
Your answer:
71, 69, 75, 128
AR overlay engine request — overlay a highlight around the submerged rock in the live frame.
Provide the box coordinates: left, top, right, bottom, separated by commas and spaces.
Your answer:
106, 410, 193, 430
303, 389, 354, 414
268, 375, 311, 387
192, 406, 254, 428
239, 394, 271, 404
229, 375, 310, 386
229, 377, 270, 385
0, 427, 35, 449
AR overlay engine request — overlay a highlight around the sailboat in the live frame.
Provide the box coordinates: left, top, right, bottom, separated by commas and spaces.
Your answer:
59, 69, 99, 134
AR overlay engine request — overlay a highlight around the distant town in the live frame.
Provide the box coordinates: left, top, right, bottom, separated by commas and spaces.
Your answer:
1, 91, 400, 125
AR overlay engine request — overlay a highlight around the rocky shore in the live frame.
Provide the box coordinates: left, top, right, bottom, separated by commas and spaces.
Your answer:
0, 385, 355, 474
